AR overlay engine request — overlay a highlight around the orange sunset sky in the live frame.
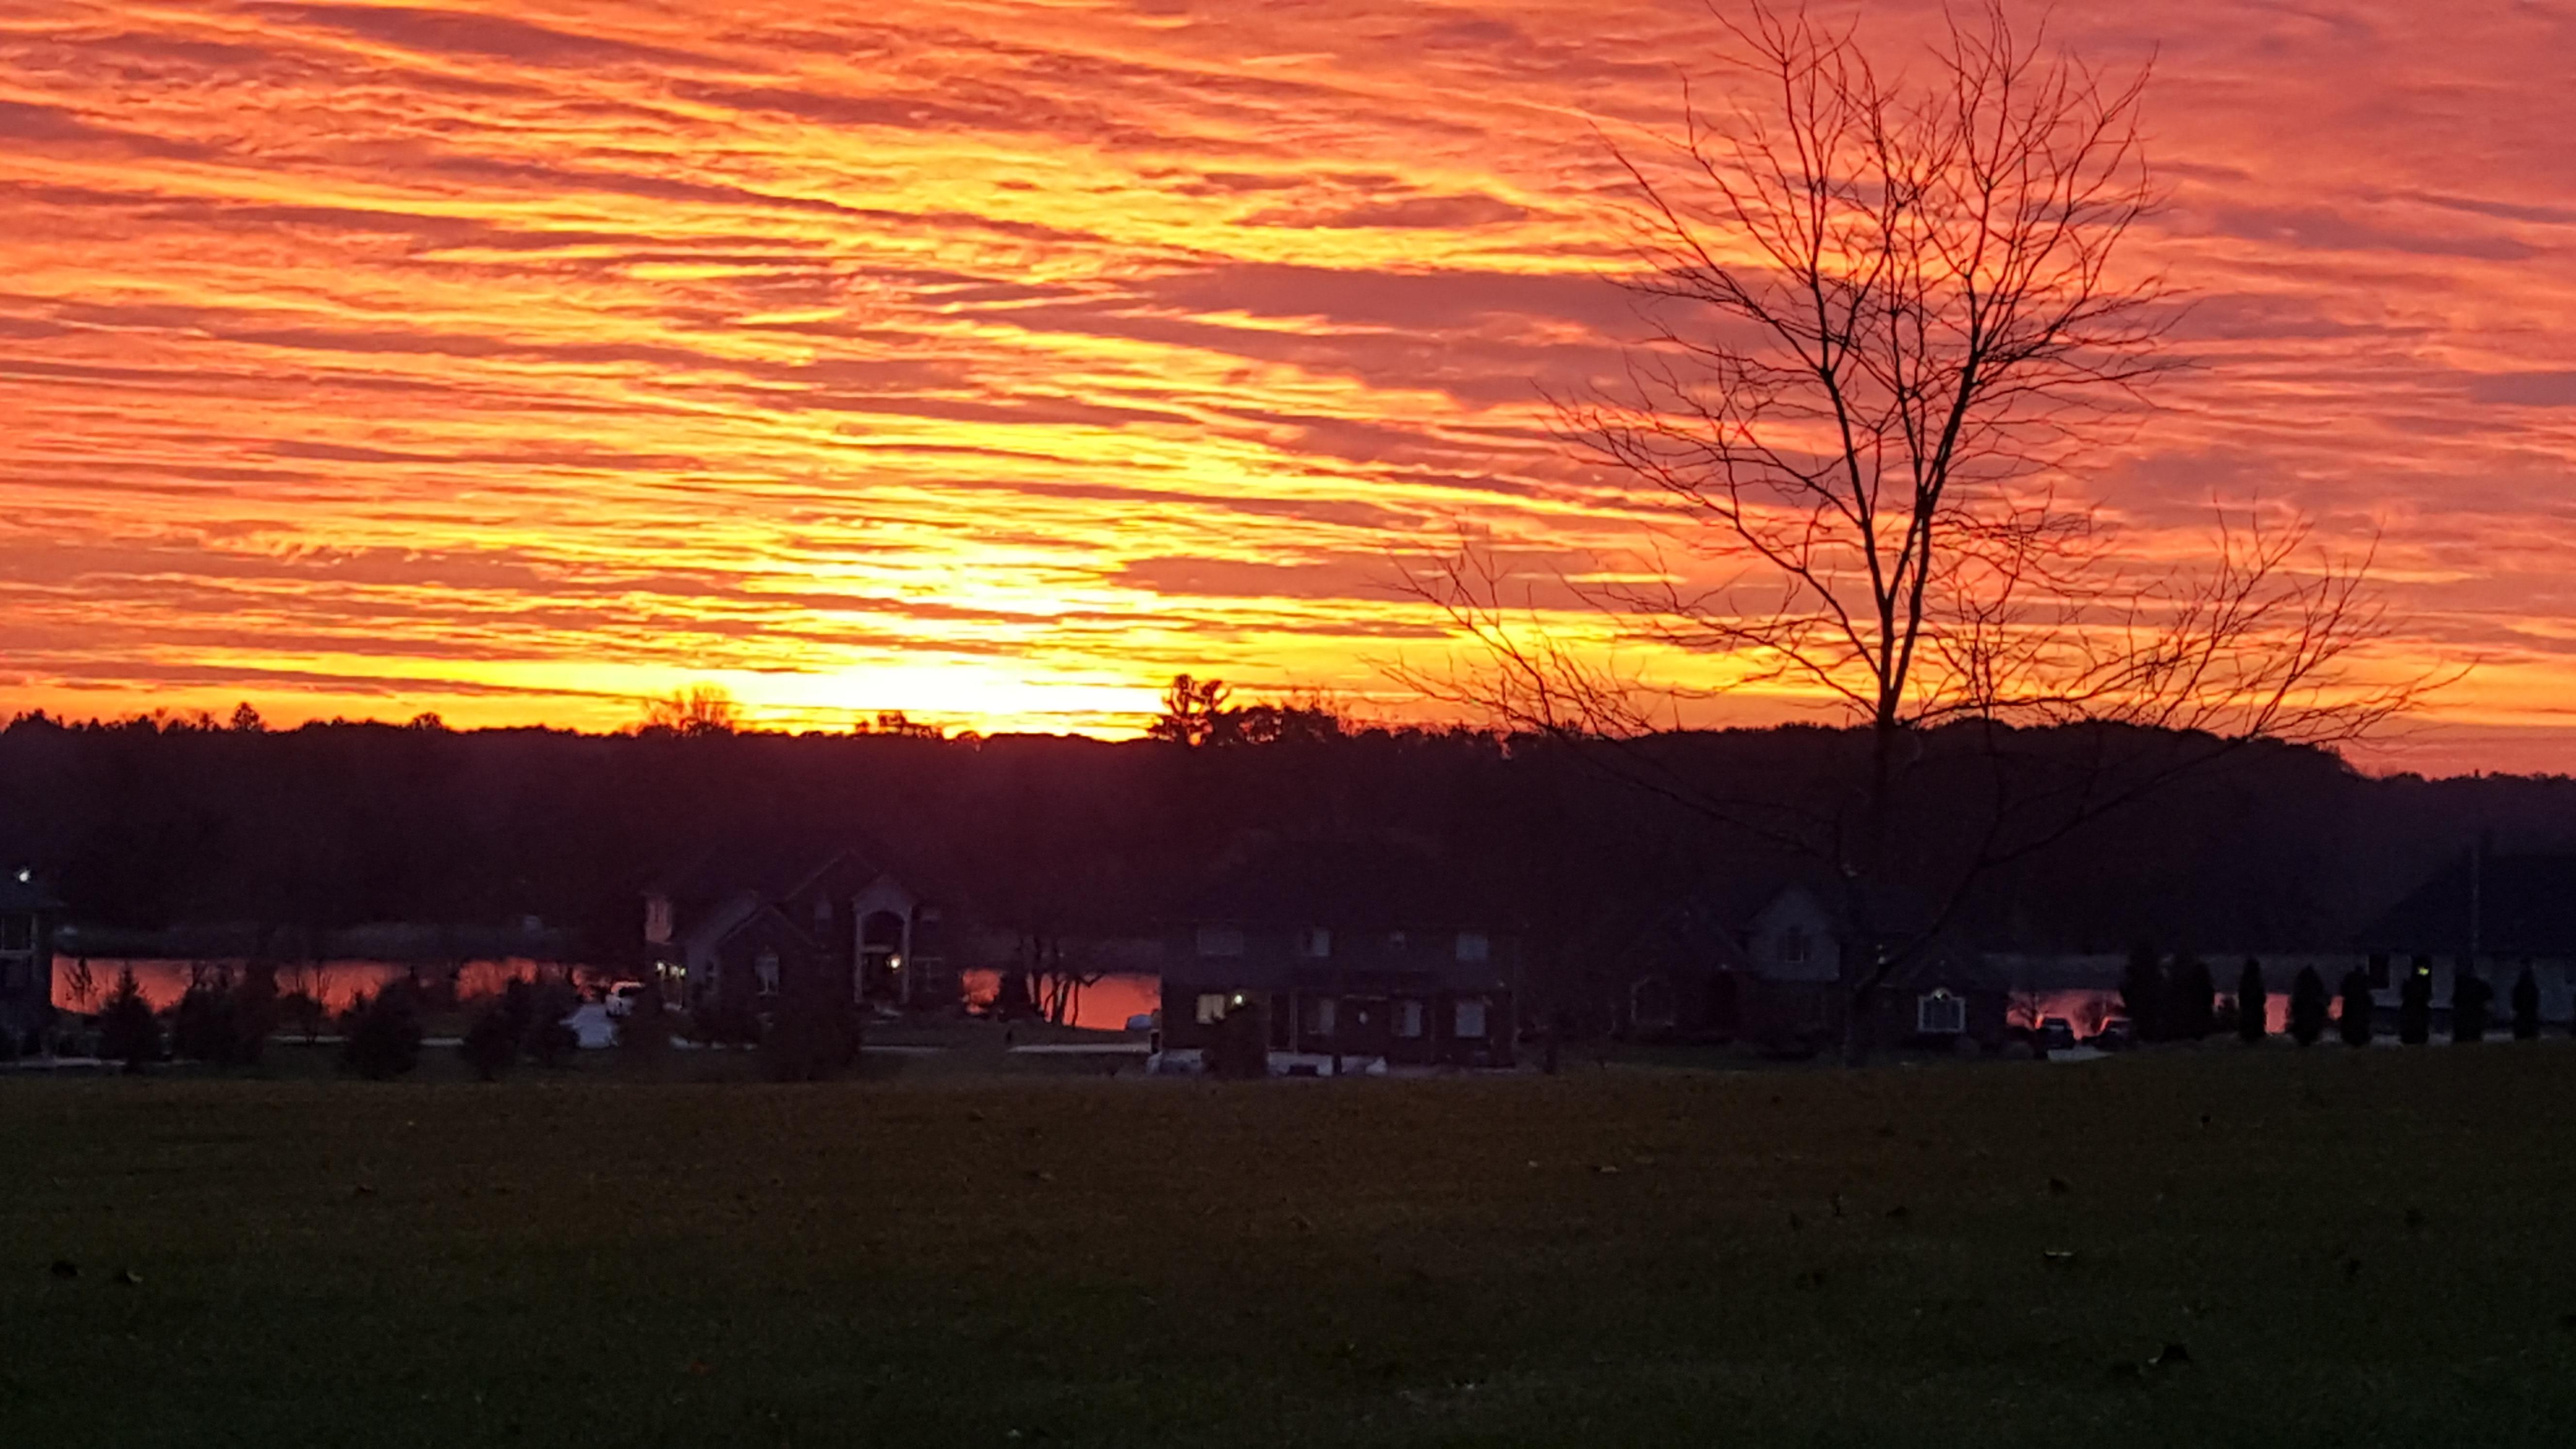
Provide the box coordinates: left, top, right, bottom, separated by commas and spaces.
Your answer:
4, 1, 2576, 773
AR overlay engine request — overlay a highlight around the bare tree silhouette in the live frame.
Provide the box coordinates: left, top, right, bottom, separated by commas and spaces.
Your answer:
639, 684, 741, 737
1396, 1, 2444, 1059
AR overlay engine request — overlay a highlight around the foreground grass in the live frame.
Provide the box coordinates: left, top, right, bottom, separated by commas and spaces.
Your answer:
5, 1046, 2574, 1447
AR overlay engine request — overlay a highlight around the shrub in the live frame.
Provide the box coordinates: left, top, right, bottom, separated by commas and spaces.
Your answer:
2451, 966, 2491, 1044
760, 990, 863, 1082
616, 981, 674, 1074
689, 998, 760, 1048
2118, 946, 2166, 1044
170, 977, 238, 1064
168, 966, 276, 1067
1204, 1000, 1270, 1080
2167, 956, 2217, 1040
2287, 966, 2328, 1046
458, 1000, 520, 1080
339, 982, 425, 1080
97, 968, 161, 1071
523, 980, 581, 1068
2337, 969, 2374, 1046
2398, 959, 2432, 1044
2237, 960, 2269, 1044
2512, 966, 2541, 1040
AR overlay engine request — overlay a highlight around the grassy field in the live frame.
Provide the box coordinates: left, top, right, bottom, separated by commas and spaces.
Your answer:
6, 1045, 2575, 1448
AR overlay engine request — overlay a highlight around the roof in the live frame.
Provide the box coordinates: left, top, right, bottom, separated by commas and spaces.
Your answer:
1178, 834, 1511, 931
2360, 852, 2576, 957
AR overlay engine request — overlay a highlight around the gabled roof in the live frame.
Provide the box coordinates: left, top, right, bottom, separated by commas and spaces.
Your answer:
1180, 833, 1511, 931
2360, 852, 2576, 957
648, 832, 931, 911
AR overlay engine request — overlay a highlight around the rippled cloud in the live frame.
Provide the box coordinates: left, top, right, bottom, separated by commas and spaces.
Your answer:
2, 1, 2575, 770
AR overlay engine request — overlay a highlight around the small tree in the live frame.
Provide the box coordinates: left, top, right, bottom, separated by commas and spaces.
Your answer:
2168, 956, 2217, 1040
2236, 959, 2269, 1044
616, 980, 675, 1076
2286, 966, 2328, 1046
2337, 969, 2374, 1047
97, 967, 161, 1071
458, 999, 519, 1081
2398, 958, 2432, 1044
2511, 966, 2541, 1040
523, 979, 581, 1068
1204, 999, 1271, 1080
170, 974, 239, 1064
760, 989, 864, 1082
339, 982, 425, 1080
2450, 966, 2490, 1045
2118, 946, 2166, 1044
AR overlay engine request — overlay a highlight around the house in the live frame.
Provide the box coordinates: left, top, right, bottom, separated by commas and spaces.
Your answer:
1156, 836, 1519, 1073
2356, 850, 2576, 1027
644, 843, 955, 1015
1617, 881, 2000, 1054
1869, 948, 2012, 1051
0, 867, 62, 1052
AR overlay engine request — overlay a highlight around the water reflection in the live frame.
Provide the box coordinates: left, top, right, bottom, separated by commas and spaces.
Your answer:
50, 957, 585, 1014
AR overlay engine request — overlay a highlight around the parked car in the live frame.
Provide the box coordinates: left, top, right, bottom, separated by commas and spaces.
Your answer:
2036, 1016, 2077, 1052
2088, 1017, 2135, 1050
602, 980, 646, 1018
1124, 1012, 1157, 1034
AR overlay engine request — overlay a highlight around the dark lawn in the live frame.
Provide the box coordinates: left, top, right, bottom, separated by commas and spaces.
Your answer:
4, 1044, 2574, 1447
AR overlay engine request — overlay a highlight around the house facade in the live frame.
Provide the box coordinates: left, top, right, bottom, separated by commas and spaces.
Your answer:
0, 868, 62, 1052
1156, 837, 1519, 1072
644, 845, 953, 1016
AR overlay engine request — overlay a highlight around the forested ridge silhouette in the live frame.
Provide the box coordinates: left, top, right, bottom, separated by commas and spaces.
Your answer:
2, 710, 2568, 969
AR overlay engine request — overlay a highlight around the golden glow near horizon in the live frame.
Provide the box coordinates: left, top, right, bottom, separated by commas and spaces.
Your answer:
5, 2, 2576, 770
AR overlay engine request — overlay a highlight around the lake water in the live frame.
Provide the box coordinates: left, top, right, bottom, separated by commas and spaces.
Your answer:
50, 957, 582, 1014
958, 970, 1159, 1031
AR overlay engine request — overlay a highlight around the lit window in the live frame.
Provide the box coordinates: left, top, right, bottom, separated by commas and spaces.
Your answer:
1196, 925, 1245, 958
1301, 927, 1332, 959
1917, 989, 1966, 1035
1455, 932, 1490, 963
755, 950, 781, 997
1195, 993, 1233, 1025
1454, 998, 1488, 1039
1396, 1000, 1425, 1039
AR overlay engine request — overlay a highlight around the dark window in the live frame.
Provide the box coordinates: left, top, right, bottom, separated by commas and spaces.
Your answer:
2368, 952, 2390, 988
0, 914, 29, 951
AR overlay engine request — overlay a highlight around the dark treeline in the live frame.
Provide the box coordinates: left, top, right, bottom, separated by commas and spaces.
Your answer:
4, 710, 2573, 981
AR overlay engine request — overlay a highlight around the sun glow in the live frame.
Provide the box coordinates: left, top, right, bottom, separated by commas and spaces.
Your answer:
1, 2, 2572, 769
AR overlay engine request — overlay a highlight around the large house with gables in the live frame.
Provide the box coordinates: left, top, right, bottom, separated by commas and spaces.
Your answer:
1155, 835, 1519, 1073
643, 843, 952, 1016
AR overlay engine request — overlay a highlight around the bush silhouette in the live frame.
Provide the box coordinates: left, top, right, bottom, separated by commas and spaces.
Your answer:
2168, 956, 2217, 1040
96, 967, 161, 1071
523, 980, 581, 1068
2237, 959, 2269, 1044
2337, 969, 2374, 1046
2399, 959, 2431, 1044
339, 982, 425, 1080
2512, 966, 2541, 1040
2119, 946, 2166, 1043
459, 999, 519, 1080
2451, 966, 2490, 1044
1204, 999, 1270, 1080
616, 980, 675, 1074
759, 975, 863, 1082
2287, 966, 2328, 1046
